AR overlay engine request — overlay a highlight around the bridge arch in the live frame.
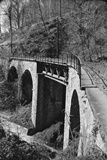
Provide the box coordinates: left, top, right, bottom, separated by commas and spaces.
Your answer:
7, 66, 18, 82
70, 89, 80, 139
20, 69, 33, 106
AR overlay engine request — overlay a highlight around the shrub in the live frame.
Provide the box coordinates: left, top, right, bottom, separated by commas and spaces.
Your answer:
0, 134, 49, 160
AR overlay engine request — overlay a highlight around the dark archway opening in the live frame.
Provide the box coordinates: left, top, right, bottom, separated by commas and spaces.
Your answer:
70, 89, 80, 139
21, 70, 33, 106
7, 66, 18, 82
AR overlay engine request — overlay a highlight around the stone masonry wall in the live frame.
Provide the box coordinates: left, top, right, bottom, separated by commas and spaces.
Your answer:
63, 67, 80, 150
78, 90, 107, 156
9, 60, 38, 128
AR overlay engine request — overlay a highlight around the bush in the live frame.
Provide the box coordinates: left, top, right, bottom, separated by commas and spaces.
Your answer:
0, 81, 19, 111
0, 134, 49, 160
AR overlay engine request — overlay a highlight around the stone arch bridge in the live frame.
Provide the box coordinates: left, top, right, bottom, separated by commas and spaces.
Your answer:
0, 54, 107, 156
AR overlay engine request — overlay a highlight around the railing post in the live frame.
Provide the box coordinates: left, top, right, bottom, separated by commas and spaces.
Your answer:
73, 55, 74, 67
58, 55, 59, 64
51, 56, 52, 63
75, 57, 76, 69
62, 54, 63, 64
76, 57, 78, 71
45, 52, 46, 62
71, 54, 72, 66
40, 52, 41, 61
79, 61, 81, 87
74, 56, 76, 69
67, 54, 68, 64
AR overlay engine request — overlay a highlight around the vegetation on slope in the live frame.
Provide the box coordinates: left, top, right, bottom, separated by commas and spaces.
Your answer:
0, 129, 107, 160
11, 18, 68, 58
1, 0, 107, 62
0, 66, 19, 111
0, 133, 51, 160
10, 104, 33, 128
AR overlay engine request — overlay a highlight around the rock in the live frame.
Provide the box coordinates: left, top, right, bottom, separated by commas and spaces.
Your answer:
27, 128, 37, 136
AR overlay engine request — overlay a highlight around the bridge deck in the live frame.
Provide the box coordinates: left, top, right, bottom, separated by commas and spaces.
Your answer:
82, 68, 107, 138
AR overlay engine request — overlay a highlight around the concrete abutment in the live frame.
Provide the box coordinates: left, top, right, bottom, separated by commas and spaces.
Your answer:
8, 60, 38, 128
63, 67, 80, 150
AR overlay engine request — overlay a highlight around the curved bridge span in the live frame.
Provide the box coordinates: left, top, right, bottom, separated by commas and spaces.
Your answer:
9, 54, 81, 85
0, 54, 107, 156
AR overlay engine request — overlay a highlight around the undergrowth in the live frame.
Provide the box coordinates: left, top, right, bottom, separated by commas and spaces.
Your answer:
0, 66, 19, 111
0, 134, 50, 160
0, 81, 19, 111
0, 132, 106, 160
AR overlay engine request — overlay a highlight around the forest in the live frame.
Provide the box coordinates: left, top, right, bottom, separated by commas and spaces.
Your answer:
0, 0, 107, 61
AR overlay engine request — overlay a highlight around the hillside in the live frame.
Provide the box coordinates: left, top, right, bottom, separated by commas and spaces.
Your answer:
1, 0, 107, 62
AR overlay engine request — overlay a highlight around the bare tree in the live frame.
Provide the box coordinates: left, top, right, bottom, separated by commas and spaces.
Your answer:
2, 0, 28, 31
67, 0, 107, 61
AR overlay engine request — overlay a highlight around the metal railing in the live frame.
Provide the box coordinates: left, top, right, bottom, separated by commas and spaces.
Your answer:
35, 53, 81, 80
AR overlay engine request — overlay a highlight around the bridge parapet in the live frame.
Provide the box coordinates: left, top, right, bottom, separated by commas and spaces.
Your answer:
9, 53, 81, 85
